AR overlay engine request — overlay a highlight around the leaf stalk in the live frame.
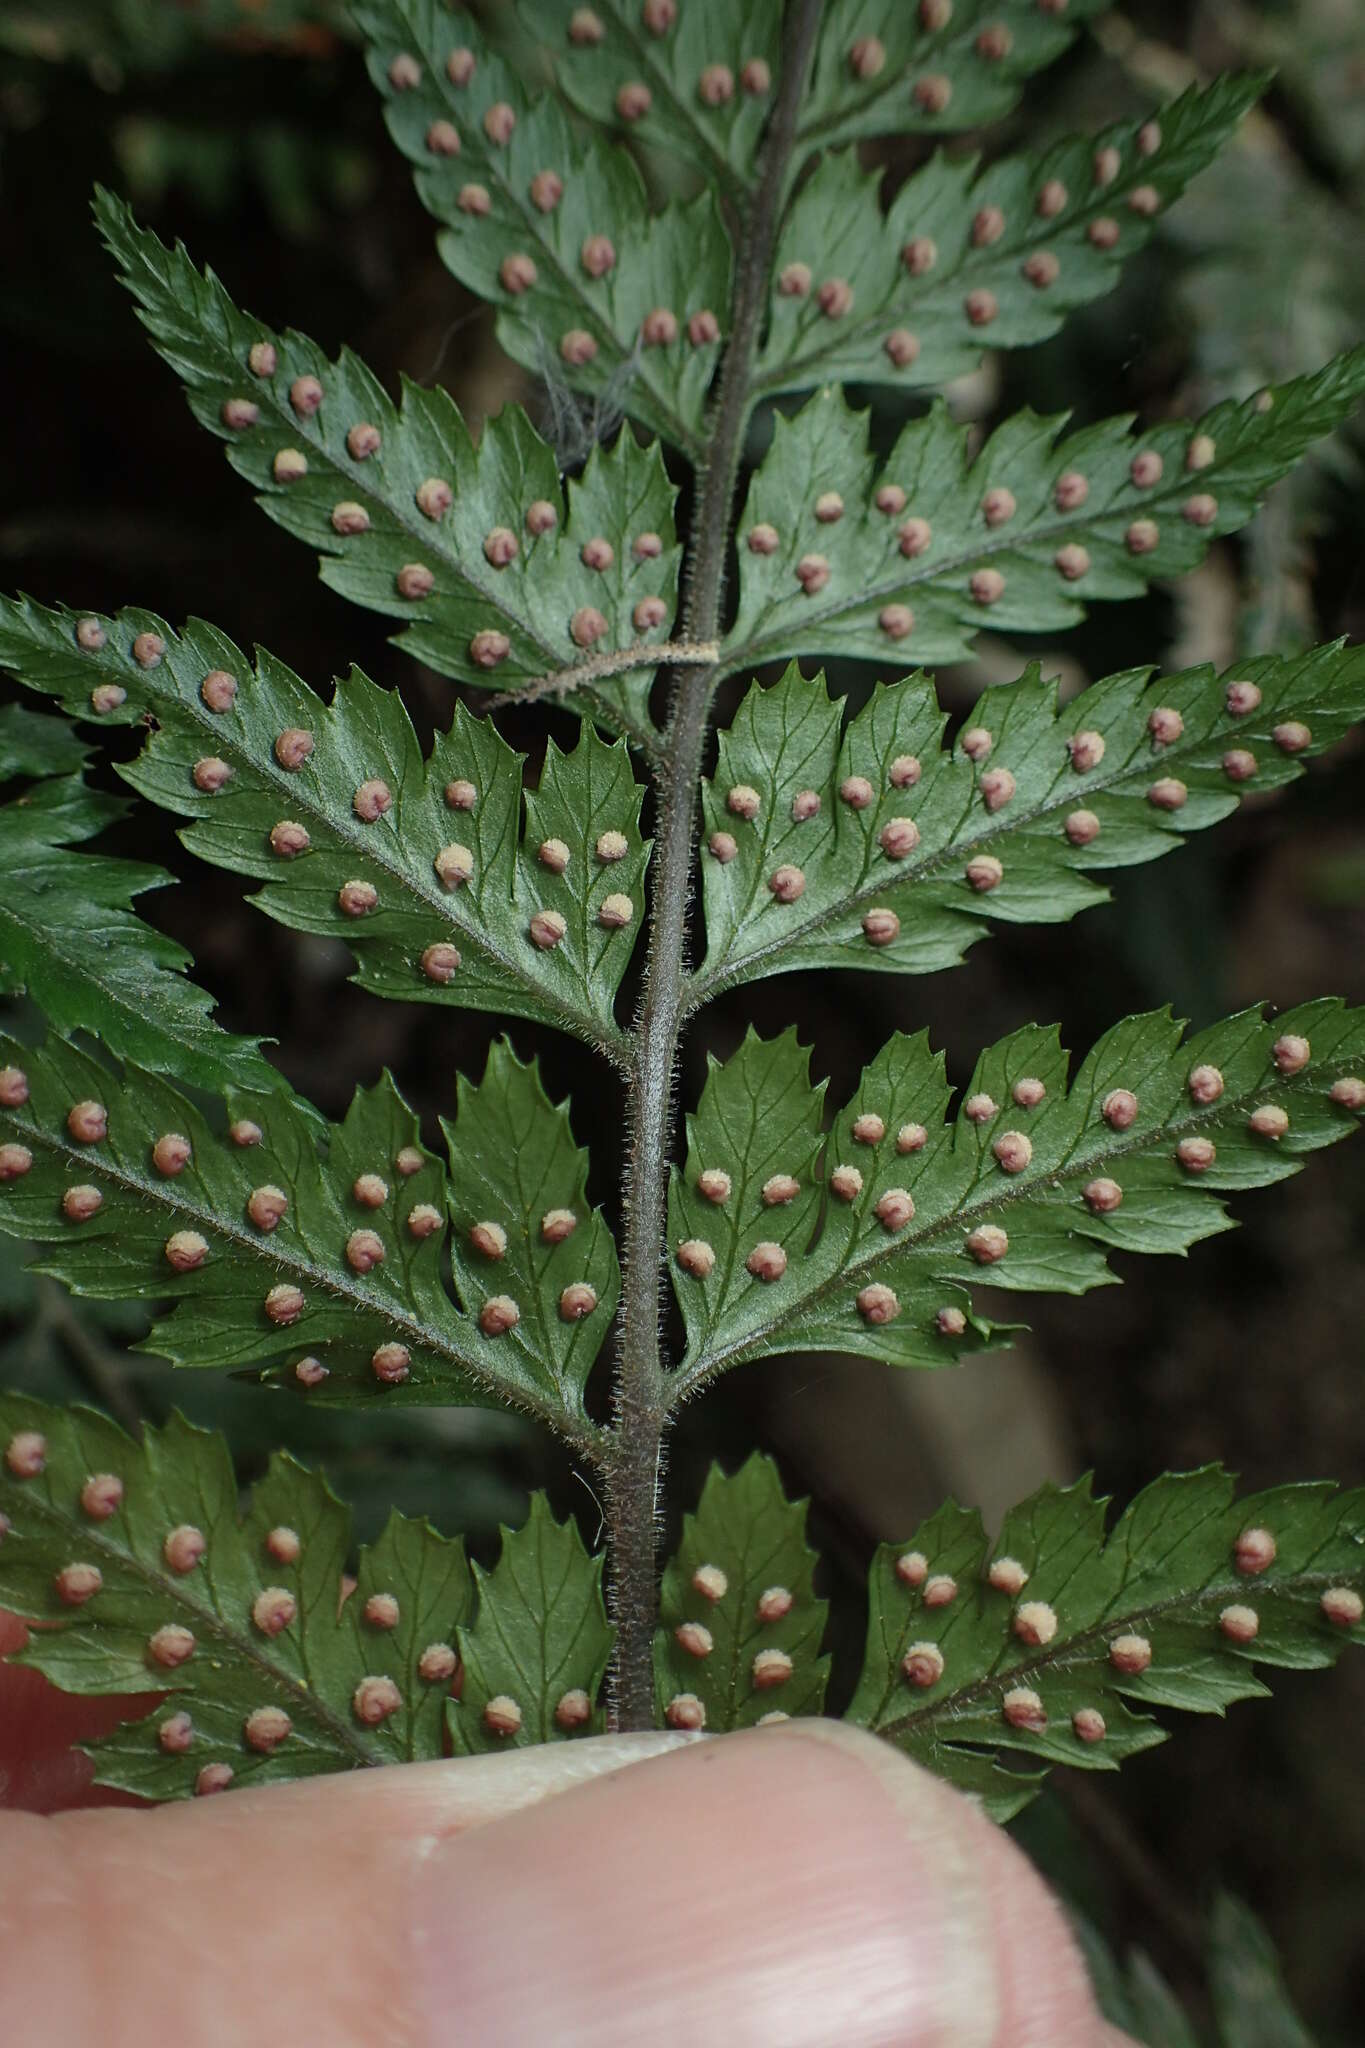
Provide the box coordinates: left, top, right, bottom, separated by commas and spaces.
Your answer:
601, 0, 827, 1731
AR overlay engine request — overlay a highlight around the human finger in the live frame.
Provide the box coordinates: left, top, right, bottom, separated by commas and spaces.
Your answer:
0, 1717, 1130, 2047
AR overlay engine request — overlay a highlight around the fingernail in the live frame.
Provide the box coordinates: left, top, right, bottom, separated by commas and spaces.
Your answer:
787, 1726, 1105, 2048
394, 1729, 698, 1837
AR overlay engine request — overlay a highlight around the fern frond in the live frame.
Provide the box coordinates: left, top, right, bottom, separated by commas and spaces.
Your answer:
724, 358, 1365, 674
800, 0, 1108, 153
0, 705, 300, 1112
670, 1004, 1365, 1386
688, 645, 1365, 1000
0, 1030, 615, 1442
758, 80, 1265, 399
441, 1039, 621, 1419
361, 0, 733, 453
521, 0, 781, 197
448, 1494, 614, 1752
848, 1469, 1365, 1820
93, 189, 676, 749
0, 1393, 471, 1798
652, 1453, 829, 1733
0, 597, 645, 1055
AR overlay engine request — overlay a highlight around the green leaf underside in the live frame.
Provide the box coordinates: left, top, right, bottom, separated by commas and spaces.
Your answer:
725, 355, 1365, 674
0, 1031, 617, 1436
93, 189, 676, 748
800, 0, 1108, 155
669, 1004, 1365, 1385
0, 1393, 472, 1799
847, 1470, 1365, 1823
360, 0, 732, 454
0, 702, 87, 777
521, 0, 781, 196
441, 1041, 621, 1421
523, 0, 1105, 180
760, 79, 1264, 398
0, 596, 647, 1056
690, 643, 1365, 999
0, 713, 296, 1110
448, 1494, 613, 1753
653, 1453, 829, 1732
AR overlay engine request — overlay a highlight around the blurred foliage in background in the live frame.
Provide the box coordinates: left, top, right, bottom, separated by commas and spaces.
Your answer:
0, 1, 1361, 2036
1079, 1893, 1326, 2047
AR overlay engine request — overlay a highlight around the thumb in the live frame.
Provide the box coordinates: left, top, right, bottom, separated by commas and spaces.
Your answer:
1, 1718, 1129, 2047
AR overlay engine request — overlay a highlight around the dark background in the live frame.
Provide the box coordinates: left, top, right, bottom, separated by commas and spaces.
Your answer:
0, 0, 1362, 2035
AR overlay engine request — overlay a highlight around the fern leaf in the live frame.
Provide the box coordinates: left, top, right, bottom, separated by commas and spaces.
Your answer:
690, 645, 1365, 999
0, 701, 87, 777
93, 189, 676, 748
442, 1040, 621, 1420
759, 80, 1264, 398
669, 1005, 1365, 1386
360, 0, 732, 453
447, 1494, 613, 1752
0, 706, 302, 1112
0, 1029, 615, 1441
521, 0, 780, 193
801, 0, 1107, 154
724, 357, 1365, 673
0, 597, 644, 1056
0, 1392, 472, 1799
652, 1453, 829, 1734
847, 1469, 1365, 1820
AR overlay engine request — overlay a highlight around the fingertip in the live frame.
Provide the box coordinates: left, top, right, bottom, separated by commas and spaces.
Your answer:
0, 1719, 1112, 2048
769, 1722, 1108, 2045
417, 1718, 1109, 2046
0, 1731, 696, 2047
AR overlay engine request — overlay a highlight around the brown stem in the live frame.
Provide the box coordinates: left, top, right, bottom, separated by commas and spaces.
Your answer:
602, 0, 826, 1730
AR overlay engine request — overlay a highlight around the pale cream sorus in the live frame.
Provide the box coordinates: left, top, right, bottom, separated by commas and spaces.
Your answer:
691, 1564, 728, 1603
895, 1550, 928, 1588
